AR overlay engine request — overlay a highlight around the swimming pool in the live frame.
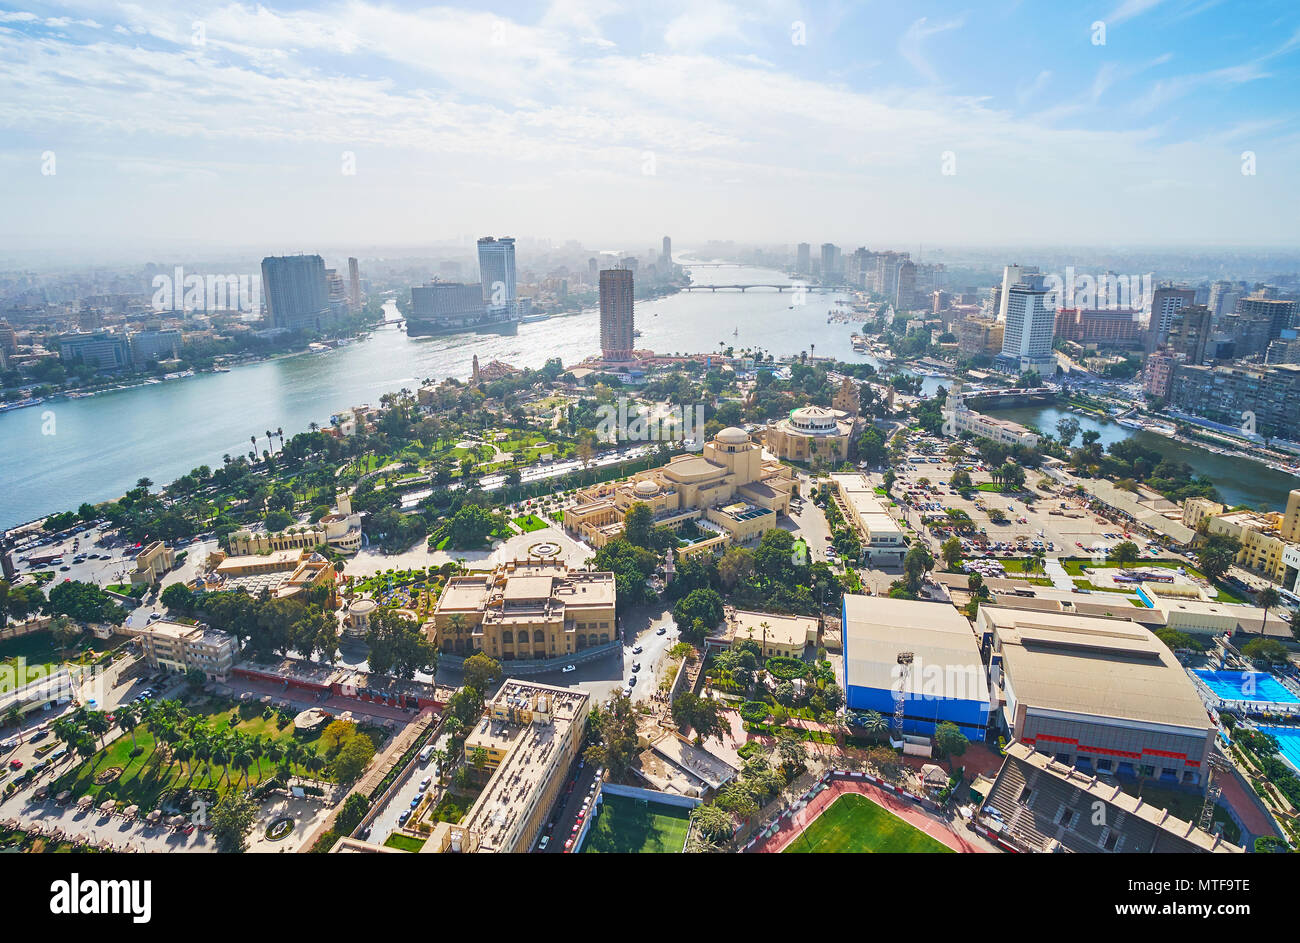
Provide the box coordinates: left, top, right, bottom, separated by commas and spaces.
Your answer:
1257, 726, 1300, 773
1194, 670, 1300, 704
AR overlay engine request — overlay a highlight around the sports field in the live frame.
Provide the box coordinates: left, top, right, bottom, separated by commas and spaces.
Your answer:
782, 794, 954, 853
580, 793, 692, 853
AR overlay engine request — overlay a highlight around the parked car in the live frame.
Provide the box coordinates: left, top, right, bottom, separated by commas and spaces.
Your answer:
561, 664, 576, 674
656, 627, 666, 635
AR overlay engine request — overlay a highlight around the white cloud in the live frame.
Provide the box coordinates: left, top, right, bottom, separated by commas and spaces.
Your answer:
898, 16, 965, 84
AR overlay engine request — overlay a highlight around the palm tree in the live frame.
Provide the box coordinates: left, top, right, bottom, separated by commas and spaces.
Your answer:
208, 739, 230, 787
250, 737, 265, 783
192, 734, 213, 785
1257, 586, 1281, 636
117, 704, 140, 753
230, 740, 253, 789
173, 738, 194, 784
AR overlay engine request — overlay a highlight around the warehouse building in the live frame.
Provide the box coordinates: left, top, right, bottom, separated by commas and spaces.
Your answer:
841, 595, 990, 738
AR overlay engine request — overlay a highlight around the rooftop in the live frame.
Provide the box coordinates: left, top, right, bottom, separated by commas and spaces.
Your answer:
982, 606, 1213, 731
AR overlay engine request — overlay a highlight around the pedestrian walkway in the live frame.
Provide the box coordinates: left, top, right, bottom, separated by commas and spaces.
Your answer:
1045, 557, 1073, 592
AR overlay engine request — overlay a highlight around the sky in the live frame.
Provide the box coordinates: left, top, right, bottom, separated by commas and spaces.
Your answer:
0, 0, 1299, 255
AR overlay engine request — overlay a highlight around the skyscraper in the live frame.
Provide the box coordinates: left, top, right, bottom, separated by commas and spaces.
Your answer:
895, 260, 916, 311
1000, 272, 1056, 376
477, 236, 517, 310
1165, 304, 1213, 366
260, 254, 331, 332
600, 267, 635, 362
820, 243, 840, 282
347, 257, 362, 312
661, 236, 672, 265
1146, 286, 1195, 353
997, 264, 1037, 321
796, 243, 811, 276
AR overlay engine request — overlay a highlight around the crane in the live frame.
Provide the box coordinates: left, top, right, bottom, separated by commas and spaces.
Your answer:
894, 652, 914, 740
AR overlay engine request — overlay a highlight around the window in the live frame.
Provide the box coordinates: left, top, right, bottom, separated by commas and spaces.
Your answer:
1103, 832, 1119, 851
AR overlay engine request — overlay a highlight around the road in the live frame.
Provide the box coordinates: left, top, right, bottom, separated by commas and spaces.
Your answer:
364, 730, 448, 845
537, 755, 600, 852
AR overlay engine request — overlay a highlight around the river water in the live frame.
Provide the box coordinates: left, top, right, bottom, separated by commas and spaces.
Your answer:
985, 404, 1300, 510
1, 259, 1288, 528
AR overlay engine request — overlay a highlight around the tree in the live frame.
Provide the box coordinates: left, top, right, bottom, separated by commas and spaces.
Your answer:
933, 721, 968, 771
1111, 540, 1140, 566
671, 692, 725, 745
623, 501, 655, 549
462, 652, 502, 694
1256, 586, 1281, 636
335, 793, 370, 835
940, 537, 963, 571
210, 792, 257, 852
1198, 534, 1240, 583
45, 581, 124, 625
584, 693, 639, 779
1241, 637, 1288, 665
365, 607, 438, 679
691, 803, 735, 842
331, 733, 377, 782
160, 582, 195, 613
447, 504, 501, 548
903, 544, 934, 594
1055, 416, 1080, 449
672, 588, 725, 644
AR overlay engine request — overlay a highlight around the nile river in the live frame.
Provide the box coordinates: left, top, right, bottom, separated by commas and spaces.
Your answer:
0, 260, 1293, 528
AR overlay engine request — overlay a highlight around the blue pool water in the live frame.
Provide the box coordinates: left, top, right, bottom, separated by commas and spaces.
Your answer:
1194, 670, 1300, 704
1257, 727, 1300, 772
1134, 587, 1154, 608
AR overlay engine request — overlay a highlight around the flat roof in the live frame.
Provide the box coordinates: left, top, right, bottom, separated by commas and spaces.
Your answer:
983, 606, 1212, 731
714, 608, 817, 649
841, 595, 988, 703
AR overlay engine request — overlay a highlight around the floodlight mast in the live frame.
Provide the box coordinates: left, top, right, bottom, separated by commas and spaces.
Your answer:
895, 652, 914, 740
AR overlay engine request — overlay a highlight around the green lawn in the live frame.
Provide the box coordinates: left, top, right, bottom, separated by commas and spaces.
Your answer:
50, 696, 388, 810
0, 631, 120, 677
580, 793, 692, 853
782, 794, 954, 854
512, 513, 550, 533
384, 833, 427, 852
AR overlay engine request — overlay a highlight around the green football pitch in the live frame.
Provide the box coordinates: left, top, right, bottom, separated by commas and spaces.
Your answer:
580, 793, 693, 853
782, 793, 955, 853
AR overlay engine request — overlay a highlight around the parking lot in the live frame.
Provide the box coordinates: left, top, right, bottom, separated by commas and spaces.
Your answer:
885, 435, 1160, 567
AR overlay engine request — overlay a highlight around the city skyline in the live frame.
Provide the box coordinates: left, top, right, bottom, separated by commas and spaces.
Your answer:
1, 0, 1299, 254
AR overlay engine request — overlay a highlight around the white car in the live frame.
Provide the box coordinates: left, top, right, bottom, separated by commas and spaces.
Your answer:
561, 664, 576, 674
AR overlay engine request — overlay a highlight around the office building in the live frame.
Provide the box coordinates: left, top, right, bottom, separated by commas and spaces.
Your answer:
1237, 293, 1298, 341
1163, 304, 1213, 365
1052, 309, 1142, 349
999, 272, 1056, 375
409, 281, 486, 335
820, 243, 840, 281
347, 257, 362, 312
57, 331, 133, 372
477, 236, 517, 310
599, 267, 635, 361
957, 316, 1004, 356
942, 387, 1040, 447
894, 259, 916, 311
261, 254, 331, 332
661, 236, 672, 266
128, 329, 182, 366
996, 264, 1036, 321
1146, 286, 1195, 353
795, 242, 811, 275
1143, 350, 1177, 398
134, 620, 238, 681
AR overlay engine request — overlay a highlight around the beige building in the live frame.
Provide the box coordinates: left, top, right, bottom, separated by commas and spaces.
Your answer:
829, 473, 906, 566
432, 559, 617, 660
201, 548, 337, 602
1183, 495, 1294, 583
942, 388, 1040, 448
229, 492, 363, 556
706, 607, 817, 658
134, 620, 238, 681
130, 541, 174, 586
764, 405, 855, 464
423, 681, 589, 853
564, 426, 795, 554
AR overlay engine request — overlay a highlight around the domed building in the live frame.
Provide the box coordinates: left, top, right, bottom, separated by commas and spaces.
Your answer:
764, 403, 857, 464
563, 426, 796, 553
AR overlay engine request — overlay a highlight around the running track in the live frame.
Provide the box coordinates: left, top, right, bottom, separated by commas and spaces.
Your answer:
752, 776, 992, 853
